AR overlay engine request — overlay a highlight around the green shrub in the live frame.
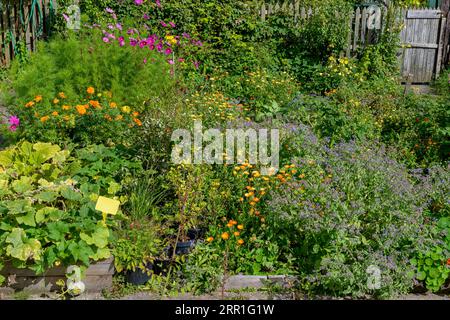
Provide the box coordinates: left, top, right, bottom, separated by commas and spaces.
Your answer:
1, 29, 173, 110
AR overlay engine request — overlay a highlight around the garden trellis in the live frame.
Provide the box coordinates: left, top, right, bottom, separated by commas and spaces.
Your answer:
259, 1, 450, 83
0, 0, 56, 65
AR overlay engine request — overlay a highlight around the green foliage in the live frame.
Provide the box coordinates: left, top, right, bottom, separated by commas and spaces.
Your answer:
0, 142, 138, 281
286, 94, 380, 143
9, 89, 145, 147
2, 29, 173, 110
184, 243, 224, 295
112, 220, 163, 273
269, 127, 439, 298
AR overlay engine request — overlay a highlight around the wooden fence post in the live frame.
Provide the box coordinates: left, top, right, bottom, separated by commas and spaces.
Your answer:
441, 0, 450, 65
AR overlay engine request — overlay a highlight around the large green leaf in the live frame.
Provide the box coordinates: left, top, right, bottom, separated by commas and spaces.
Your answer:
31, 143, 61, 165
12, 176, 34, 194
16, 211, 36, 227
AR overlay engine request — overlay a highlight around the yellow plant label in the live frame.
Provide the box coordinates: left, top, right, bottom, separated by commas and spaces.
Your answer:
95, 196, 120, 215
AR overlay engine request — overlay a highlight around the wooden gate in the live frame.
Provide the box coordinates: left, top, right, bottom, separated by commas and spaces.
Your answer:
399, 9, 447, 83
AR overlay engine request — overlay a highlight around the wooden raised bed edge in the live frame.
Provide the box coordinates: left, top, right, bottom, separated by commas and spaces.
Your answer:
0, 258, 114, 294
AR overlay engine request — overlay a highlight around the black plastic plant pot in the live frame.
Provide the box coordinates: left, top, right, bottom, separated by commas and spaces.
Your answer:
175, 240, 195, 255
125, 262, 153, 286
187, 228, 204, 241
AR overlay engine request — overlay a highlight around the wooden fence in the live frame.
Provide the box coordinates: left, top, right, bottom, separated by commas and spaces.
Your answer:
0, 0, 55, 66
259, 2, 450, 83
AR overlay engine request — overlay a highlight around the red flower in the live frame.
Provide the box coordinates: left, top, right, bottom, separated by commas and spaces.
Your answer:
447, 258, 450, 266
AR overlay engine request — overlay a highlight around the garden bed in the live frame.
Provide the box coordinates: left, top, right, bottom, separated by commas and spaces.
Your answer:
0, 258, 114, 294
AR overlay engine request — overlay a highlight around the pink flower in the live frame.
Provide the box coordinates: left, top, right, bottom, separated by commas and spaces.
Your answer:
118, 36, 125, 47
143, 14, 150, 20
156, 0, 161, 8
169, 21, 176, 28
8, 116, 20, 132
62, 13, 70, 22
102, 37, 110, 43
160, 21, 168, 27
168, 59, 175, 65
143, 58, 148, 64
135, 0, 143, 5
105, 8, 114, 14
130, 38, 138, 47
193, 61, 200, 69
178, 58, 185, 62
116, 23, 123, 31
164, 48, 173, 55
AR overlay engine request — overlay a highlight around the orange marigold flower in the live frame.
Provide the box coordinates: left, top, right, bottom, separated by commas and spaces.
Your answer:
109, 102, 117, 108
133, 118, 142, 126
105, 115, 112, 121
63, 115, 70, 121
221, 232, 229, 240
206, 237, 214, 243
34, 95, 42, 102
58, 92, 66, 99
116, 115, 123, 121
237, 225, 244, 230
237, 239, 244, 245
132, 111, 140, 117
53, 98, 60, 104
226, 223, 234, 228
89, 100, 101, 108
76, 105, 87, 115
25, 101, 35, 108
234, 231, 240, 237
62, 105, 71, 110
40, 116, 49, 122
52, 111, 59, 116
87, 87, 95, 95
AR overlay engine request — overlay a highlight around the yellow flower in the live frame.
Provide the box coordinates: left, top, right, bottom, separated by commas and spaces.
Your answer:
115, 115, 123, 121
221, 232, 229, 240
206, 237, 214, 243
62, 105, 71, 111
40, 116, 49, 122
87, 87, 95, 95
237, 225, 244, 230
122, 106, 131, 114
53, 98, 60, 104
165, 35, 177, 45
63, 115, 70, 121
